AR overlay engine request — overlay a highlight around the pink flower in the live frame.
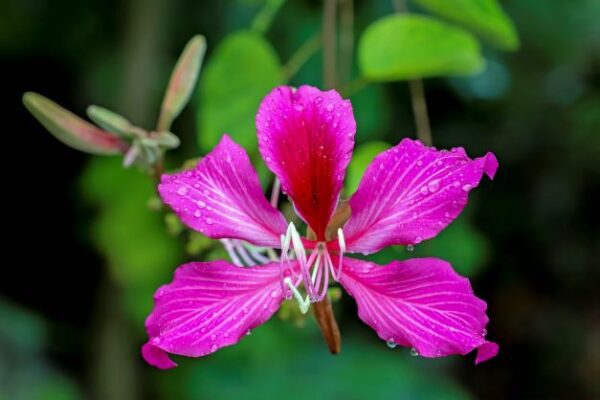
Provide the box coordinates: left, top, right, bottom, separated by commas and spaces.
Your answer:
142, 85, 499, 369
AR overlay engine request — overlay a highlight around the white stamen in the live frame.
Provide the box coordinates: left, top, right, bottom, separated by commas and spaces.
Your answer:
220, 239, 243, 267
284, 277, 310, 314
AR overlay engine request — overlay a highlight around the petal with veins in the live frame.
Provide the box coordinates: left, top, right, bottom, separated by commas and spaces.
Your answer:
159, 135, 288, 247
343, 138, 498, 254
339, 257, 498, 363
256, 85, 356, 240
142, 261, 287, 369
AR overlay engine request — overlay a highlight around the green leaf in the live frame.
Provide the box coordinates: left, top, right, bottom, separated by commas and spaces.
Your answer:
23, 92, 126, 155
345, 141, 390, 194
358, 15, 484, 81
158, 35, 206, 131
198, 31, 283, 153
87, 105, 132, 136
414, 0, 519, 50
80, 158, 183, 323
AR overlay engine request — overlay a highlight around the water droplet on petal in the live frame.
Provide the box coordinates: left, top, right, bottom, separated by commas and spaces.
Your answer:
326, 103, 335, 112
177, 187, 188, 196
210, 334, 216, 341
270, 289, 279, 298
481, 328, 487, 336
462, 183, 472, 192
194, 210, 201, 218
420, 186, 429, 195
246, 329, 252, 336
406, 245, 414, 252
197, 200, 206, 208
386, 338, 397, 349
210, 344, 218, 352
428, 179, 440, 192
435, 350, 442, 357
410, 348, 419, 357
206, 218, 214, 225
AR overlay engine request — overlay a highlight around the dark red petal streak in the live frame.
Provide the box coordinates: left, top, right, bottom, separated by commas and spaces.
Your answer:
256, 85, 356, 240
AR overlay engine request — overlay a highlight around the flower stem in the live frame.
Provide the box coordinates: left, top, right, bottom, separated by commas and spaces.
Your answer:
313, 297, 342, 354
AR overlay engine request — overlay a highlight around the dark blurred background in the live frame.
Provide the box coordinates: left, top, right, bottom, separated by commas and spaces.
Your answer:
1, 0, 599, 399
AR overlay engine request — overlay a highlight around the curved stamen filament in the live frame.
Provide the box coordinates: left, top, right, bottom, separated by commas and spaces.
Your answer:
279, 223, 345, 312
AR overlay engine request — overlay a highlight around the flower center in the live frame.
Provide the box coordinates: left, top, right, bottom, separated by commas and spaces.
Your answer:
280, 222, 346, 313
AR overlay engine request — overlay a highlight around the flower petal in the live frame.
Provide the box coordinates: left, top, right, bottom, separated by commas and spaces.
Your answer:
159, 135, 287, 247
343, 138, 498, 253
256, 85, 356, 240
339, 256, 498, 363
142, 260, 287, 368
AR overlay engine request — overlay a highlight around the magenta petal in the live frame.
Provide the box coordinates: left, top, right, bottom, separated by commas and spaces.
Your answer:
475, 341, 499, 364
339, 257, 497, 362
142, 260, 286, 367
256, 85, 356, 240
158, 135, 287, 247
142, 342, 177, 369
343, 138, 498, 253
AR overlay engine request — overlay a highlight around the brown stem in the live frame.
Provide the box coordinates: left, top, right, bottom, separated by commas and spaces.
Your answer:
312, 297, 342, 354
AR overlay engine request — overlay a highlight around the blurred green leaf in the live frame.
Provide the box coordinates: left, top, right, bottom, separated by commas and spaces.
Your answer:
346, 141, 390, 194
80, 158, 183, 323
358, 15, 484, 81
155, 321, 471, 400
23, 92, 126, 155
87, 105, 133, 136
186, 232, 214, 256
158, 35, 206, 131
414, 0, 519, 50
362, 214, 490, 277
198, 31, 283, 153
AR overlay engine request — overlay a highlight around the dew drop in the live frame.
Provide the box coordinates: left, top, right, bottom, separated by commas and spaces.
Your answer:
210, 334, 216, 341
410, 348, 419, 357
406, 245, 414, 252
206, 218, 214, 225
294, 104, 304, 112
197, 200, 206, 208
210, 344, 218, 352
194, 210, 201, 218
435, 350, 442, 357
420, 186, 429, 195
386, 338, 397, 349
326, 103, 335, 112
270, 289, 279, 298
428, 179, 440, 192
462, 183, 472, 192
415, 236, 423, 244
315, 96, 323, 104
481, 328, 487, 337
246, 329, 252, 336
416, 160, 423, 166
177, 187, 188, 196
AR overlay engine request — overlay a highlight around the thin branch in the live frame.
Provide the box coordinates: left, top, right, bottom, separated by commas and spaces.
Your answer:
322, 0, 337, 89
392, 0, 433, 145
408, 79, 432, 145
282, 34, 322, 82
339, 0, 354, 85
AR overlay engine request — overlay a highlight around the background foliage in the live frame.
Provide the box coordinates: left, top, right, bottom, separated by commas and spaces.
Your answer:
1, 0, 599, 399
